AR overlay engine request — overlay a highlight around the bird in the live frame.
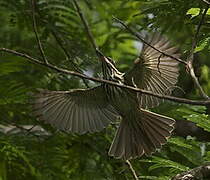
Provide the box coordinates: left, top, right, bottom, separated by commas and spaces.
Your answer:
33, 33, 180, 160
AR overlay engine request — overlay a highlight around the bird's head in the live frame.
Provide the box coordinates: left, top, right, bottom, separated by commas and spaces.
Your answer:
96, 49, 124, 82
96, 49, 116, 67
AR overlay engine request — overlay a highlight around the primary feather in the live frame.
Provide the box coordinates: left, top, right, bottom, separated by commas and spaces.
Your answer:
125, 33, 180, 108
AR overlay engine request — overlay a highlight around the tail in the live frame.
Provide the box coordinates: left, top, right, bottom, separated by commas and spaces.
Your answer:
108, 109, 175, 160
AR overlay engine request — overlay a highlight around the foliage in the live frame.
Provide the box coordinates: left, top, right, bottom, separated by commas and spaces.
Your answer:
0, 0, 210, 179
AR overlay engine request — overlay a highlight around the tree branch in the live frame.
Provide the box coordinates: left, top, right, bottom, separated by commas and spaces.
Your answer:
188, 62, 209, 99
50, 29, 89, 87
189, 6, 209, 59
72, 0, 98, 50
172, 163, 210, 180
202, 0, 210, 5
31, 0, 48, 64
126, 160, 139, 180
113, 17, 187, 65
187, 5, 210, 99
1, 47, 210, 105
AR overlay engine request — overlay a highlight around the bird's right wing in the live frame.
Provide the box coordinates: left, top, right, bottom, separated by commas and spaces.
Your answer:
33, 86, 120, 134
125, 33, 180, 108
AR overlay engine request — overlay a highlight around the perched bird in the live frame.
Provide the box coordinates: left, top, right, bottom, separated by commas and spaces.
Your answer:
33, 33, 180, 160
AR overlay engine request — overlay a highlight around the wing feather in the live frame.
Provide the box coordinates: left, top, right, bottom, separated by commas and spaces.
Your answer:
33, 86, 120, 134
125, 33, 180, 108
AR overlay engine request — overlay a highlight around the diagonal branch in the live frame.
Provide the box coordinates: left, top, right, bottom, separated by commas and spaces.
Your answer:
1, 47, 210, 105
126, 160, 139, 180
202, 0, 210, 5
31, 0, 48, 64
187, 5, 210, 99
72, 0, 98, 50
189, 6, 209, 61
113, 17, 187, 65
50, 30, 89, 87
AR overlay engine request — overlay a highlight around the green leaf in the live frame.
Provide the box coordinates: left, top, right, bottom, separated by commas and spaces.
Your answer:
169, 137, 193, 149
176, 105, 206, 116
194, 37, 210, 53
204, 150, 210, 161
184, 114, 210, 132
186, 8, 200, 18
169, 137, 203, 165
207, 8, 210, 15
141, 156, 189, 172
187, 8, 210, 18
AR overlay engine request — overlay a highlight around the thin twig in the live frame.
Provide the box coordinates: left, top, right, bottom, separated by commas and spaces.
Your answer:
188, 62, 209, 99
31, 0, 48, 64
187, 5, 209, 99
51, 31, 72, 63
126, 160, 139, 180
50, 30, 82, 72
72, 0, 98, 50
11, 124, 40, 138
113, 17, 187, 65
51, 30, 89, 87
202, 0, 210, 5
189, 5, 209, 62
1, 48, 210, 105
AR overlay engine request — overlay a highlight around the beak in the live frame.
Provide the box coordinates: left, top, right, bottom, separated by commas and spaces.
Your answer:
96, 49, 105, 59
95, 49, 110, 63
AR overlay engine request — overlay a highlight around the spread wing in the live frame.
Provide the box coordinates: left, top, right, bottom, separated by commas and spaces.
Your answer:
125, 33, 180, 108
33, 86, 120, 134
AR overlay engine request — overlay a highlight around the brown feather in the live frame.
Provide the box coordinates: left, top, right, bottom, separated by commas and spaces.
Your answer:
32, 86, 120, 134
125, 33, 180, 108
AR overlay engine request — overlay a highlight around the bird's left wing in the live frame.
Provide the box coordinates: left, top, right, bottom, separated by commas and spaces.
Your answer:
125, 33, 180, 108
33, 86, 120, 134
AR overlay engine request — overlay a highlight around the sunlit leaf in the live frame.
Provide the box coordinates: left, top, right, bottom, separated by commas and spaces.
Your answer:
194, 37, 210, 53
186, 8, 200, 18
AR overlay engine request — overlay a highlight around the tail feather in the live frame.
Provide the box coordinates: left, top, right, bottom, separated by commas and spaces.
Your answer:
145, 116, 172, 137
108, 109, 175, 160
